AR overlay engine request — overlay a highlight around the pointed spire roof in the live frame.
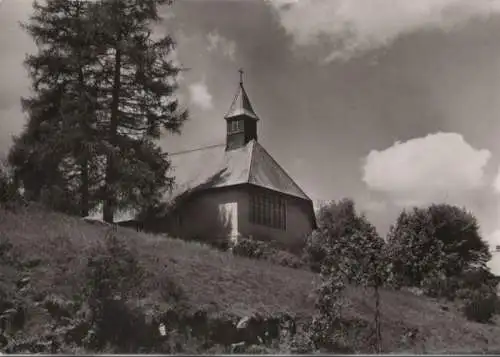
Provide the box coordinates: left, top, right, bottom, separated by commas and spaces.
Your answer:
224, 69, 259, 121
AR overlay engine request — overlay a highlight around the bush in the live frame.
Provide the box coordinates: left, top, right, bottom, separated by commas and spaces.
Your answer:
422, 268, 498, 302
307, 268, 350, 353
231, 237, 304, 269
0, 162, 21, 205
421, 275, 460, 300
303, 231, 326, 273
463, 292, 497, 323
82, 232, 150, 351
387, 205, 491, 287
231, 238, 269, 259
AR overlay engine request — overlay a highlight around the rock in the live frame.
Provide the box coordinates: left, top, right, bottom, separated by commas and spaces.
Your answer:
234, 312, 297, 346
405, 287, 424, 296
43, 295, 73, 320
159, 323, 166, 336
236, 316, 251, 330
16, 276, 30, 290
230, 341, 246, 353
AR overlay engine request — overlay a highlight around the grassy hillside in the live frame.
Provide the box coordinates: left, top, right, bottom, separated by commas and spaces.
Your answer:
1, 204, 500, 353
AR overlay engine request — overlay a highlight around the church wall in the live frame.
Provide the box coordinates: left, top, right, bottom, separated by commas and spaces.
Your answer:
238, 189, 312, 251
159, 186, 313, 251
173, 189, 243, 244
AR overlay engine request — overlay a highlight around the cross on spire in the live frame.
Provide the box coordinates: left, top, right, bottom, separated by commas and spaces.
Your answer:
239, 68, 244, 85
225, 67, 259, 150
224, 68, 259, 121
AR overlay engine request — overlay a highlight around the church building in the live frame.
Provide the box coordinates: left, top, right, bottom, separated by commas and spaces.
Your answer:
106, 71, 316, 249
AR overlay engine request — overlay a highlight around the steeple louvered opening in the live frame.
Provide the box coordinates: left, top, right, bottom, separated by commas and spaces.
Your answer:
225, 69, 259, 151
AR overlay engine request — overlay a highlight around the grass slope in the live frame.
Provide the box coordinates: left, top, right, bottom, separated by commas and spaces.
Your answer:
1, 204, 500, 353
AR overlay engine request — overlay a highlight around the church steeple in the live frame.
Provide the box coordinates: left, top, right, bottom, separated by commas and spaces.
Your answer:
225, 69, 259, 151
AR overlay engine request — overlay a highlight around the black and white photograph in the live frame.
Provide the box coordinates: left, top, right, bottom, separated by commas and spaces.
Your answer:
1, 0, 500, 354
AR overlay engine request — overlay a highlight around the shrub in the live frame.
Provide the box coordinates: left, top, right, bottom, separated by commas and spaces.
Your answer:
82, 232, 149, 351
387, 205, 491, 288
231, 238, 269, 259
307, 266, 349, 353
231, 237, 305, 269
421, 275, 460, 300
79, 232, 190, 353
303, 231, 326, 273
462, 292, 497, 323
157, 275, 185, 305
422, 268, 498, 302
0, 162, 21, 205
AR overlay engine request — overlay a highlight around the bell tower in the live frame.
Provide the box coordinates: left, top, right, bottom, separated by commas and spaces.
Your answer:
225, 69, 259, 151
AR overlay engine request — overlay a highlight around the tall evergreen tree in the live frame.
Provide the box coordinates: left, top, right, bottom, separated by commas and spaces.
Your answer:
10, 0, 187, 220
9, 0, 102, 215
90, 0, 187, 223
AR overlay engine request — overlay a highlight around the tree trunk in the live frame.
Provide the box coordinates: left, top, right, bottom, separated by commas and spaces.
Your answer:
75, 1, 94, 219
374, 284, 382, 353
78, 57, 90, 218
80, 158, 89, 217
103, 43, 122, 224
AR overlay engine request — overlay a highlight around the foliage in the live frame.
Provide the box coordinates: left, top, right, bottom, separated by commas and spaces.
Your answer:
84, 232, 145, 303
387, 204, 491, 288
90, 0, 188, 222
10, 0, 102, 215
422, 267, 499, 301
308, 263, 349, 352
82, 231, 149, 351
0, 161, 21, 204
421, 275, 460, 300
305, 198, 386, 276
427, 204, 491, 275
4, 205, 500, 353
461, 285, 498, 324
10, 0, 187, 220
304, 198, 388, 352
303, 231, 327, 273
424, 268, 500, 323
231, 238, 268, 259
231, 237, 304, 269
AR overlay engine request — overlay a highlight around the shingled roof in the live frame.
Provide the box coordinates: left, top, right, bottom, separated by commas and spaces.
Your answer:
86, 70, 315, 226
224, 83, 259, 120
166, 139, 311, 201
85, 139, 314, 224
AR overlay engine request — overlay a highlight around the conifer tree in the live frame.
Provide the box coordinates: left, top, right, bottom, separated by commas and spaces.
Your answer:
9, 0, 101, 215
10, 0, 187, 220
92, 0, 187, 223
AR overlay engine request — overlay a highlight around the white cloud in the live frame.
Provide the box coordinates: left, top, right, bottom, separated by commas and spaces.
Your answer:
362, 132, 491, 205
268, 0, 500, 62
492, 166, 500, 194
188, 81, 214, 110
362, 199, 388, 213
206, 31, 236, 61
485, 230, 500, 275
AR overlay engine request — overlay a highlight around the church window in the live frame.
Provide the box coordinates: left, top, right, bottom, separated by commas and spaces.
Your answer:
250, 191, 286, 230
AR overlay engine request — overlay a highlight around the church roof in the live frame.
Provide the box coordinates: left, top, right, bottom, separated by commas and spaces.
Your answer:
85, 70, 315, 226
224, 79, 259, 120
166, 140, 310, 201
84, 140, 314, 224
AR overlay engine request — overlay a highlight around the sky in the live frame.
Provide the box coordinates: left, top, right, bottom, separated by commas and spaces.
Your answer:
1, 0, 500, 273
